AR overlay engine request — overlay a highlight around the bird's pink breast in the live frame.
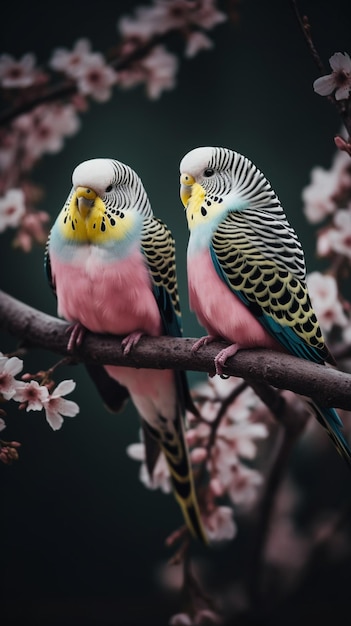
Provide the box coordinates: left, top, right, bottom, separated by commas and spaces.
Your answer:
187, 248, 281, 351
50, 246, 178, 421
50, 246, 162, 337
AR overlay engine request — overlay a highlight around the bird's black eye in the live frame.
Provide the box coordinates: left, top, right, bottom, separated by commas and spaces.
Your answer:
105, 185, 113, 192
204, 168, 214, 177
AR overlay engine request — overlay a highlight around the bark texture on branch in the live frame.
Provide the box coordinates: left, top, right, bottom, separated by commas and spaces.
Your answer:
1, 289, 351, 410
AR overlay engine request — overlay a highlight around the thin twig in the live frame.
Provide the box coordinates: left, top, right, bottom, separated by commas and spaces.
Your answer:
290, 0, 325, 73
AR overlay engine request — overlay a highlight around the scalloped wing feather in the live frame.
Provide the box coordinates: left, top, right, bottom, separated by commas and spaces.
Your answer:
210, 213, 334, 366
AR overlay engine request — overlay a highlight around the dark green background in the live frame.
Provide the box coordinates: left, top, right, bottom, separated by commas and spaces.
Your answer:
1, 1, 350, 625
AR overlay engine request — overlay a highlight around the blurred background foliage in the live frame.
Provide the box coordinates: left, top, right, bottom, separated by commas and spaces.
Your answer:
1, 1, 351, 625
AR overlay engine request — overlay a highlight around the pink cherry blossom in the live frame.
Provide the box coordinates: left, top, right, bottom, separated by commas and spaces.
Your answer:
14, 104, 81, 161
50, 39, 93, 77
342, 324, 351, 344
116, 1, 226, 97
226, 463, 263, 508
13, 380, 49, 411
217, 419, 268, 460
302, 166, 339, 224
313, 52, 351, 101
42, 379, 79, 430
133, 0, 193, 35
302, 147, 351, 224
0, 188, 26, 232
140, 454, 172, 492
118, 15, 154, 44
169, 614, 193, 626
118, 45, 178, 99
50, 39, 117, 102
0, 53, 39, 88
75, 55, 117, 102
209, 437, 264, 508
13, 210, 50, 252
149, 52, 179, 99
316, 227, 334, 257
117, 0, 226, 42
190, 446, 208, 464
191, 0, 227, 30
203, 505, 236, 542
127, 439, 172, 493
327, 208, 351, 259
185, 31, 213, 58
306, 271, 348, 332
0, 353, 24, 400
170, 608, 223, 625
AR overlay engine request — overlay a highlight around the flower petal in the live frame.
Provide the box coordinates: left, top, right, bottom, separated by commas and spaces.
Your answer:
56, 398, 79, 417
45, 409, 64, 431
335, 85, 351, 100
329, 52, 351, 72
4, 355, 23, 377
313, 75, 336, 96
126, 443, 146, 461
53, 379, 76, 397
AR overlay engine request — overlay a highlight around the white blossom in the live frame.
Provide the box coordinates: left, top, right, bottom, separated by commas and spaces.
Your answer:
50, 39, 94, 77
313, 52, 351, 101
118, 45, 178, 99
75, 55, 117, 102
302, 148, 351, 224
14, 104, 80, 161
0, 53, 38, 88
42, 380, 79, 430
127, 441, 172, 493
185, 31, 213, 58
203, 505, 237, 542
307, 271, 348, 332
0, 353, 24, 400
0, 188, 26, 233
13, 380, 49, 411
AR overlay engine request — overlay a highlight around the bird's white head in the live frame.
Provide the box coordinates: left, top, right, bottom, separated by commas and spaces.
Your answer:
179, 146, 236, 230
179, 145, 280, 232
56, 157, 152, 245
72, 158, 116, 199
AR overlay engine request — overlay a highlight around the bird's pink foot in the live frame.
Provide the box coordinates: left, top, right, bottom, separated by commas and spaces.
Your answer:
191, 335, 218, 354
121, 331, 144, 355
66, 322, 86, 352
214, 343, 242, 376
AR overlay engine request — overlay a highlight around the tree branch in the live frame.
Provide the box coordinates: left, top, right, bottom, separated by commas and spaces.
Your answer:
1, 289, 351, 410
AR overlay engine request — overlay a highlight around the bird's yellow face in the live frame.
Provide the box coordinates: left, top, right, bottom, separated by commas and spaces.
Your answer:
180, 174, 224, 230
58, 186, 134, 244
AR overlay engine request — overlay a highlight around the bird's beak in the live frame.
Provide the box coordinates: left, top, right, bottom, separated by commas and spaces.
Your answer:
180, 173, 195, 207
75, 186, 97, 219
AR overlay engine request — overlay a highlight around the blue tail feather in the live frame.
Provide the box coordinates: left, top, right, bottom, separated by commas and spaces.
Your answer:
312, 403, 351, 468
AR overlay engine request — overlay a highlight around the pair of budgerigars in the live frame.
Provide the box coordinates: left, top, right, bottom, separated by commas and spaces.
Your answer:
45, 146, 351, 545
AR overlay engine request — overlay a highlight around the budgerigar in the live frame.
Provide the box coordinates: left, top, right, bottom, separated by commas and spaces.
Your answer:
45, 157, 207, 542
179, 145, 351, 468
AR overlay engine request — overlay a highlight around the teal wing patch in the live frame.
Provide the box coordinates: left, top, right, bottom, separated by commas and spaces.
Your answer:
210, 213, 334, 365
